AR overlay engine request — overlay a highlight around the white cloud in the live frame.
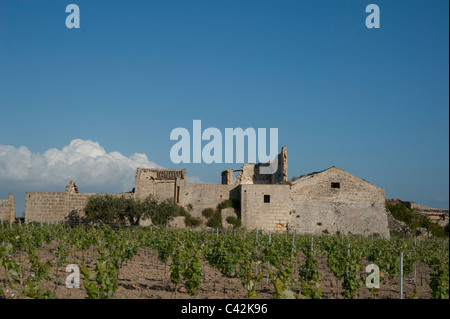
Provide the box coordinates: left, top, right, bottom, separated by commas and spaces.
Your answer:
0, 139, 162, 193
187, 176, 203, 184
0, 139, 205, 216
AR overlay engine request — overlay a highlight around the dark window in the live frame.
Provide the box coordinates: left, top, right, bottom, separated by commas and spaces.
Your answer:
264, 195, 270, 203
331, 182, 340, 189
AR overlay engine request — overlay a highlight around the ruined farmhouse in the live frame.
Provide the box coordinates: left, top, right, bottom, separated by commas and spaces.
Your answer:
6, 146, 392, 238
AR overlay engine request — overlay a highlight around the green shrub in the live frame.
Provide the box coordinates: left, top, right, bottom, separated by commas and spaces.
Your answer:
85, 195, 143, 225
206, 210, 222, 229
202, 208, 215, 219
150, 198, 178, 227
390, 230, 408, 239
225, 216, 241, 229
184, 215, 202, 228
387, 203, 415, 226
85, 194, 160, 226
176, 206, 189, 217
387, 203, 447, 238
177, 204, 202, 228
85, 194, 116, 223
217, 200, 234, 211
186, 204, 194, 212
426, 222, 447, 238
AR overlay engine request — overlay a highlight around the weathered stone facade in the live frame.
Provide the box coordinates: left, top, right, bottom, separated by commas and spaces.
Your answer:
288, 167, 390, 238
22, 146, 393, 238
0, 193, 15, 222
240, 184, 292, 233
134, 168, 186, 202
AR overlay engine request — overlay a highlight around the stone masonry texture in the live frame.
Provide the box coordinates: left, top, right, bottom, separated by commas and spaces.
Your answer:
0, 193, 15, 222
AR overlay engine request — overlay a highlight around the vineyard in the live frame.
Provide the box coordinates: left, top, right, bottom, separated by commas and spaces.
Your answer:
0, 221, 448, 299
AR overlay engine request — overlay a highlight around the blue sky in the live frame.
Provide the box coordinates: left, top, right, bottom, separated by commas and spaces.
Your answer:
0, 0, 448, 215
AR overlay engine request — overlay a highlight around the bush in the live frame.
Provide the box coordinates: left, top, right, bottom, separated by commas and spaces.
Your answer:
176, 205, 202, 228
85, 195, 131, 224
176, 206, 189, 217
184, 215, 202, 228
426, 221, 447, 238
85, 194, 177, 227
217, 200, 233, 211
387, 203, 415, 226
202, 208, 215, 219
150, 198, 179, 227
387, 203, 448, 238
206, 210, 222, 229
217, 199, 240, 211
390, 230, 408, 239
225, 216, 241, 229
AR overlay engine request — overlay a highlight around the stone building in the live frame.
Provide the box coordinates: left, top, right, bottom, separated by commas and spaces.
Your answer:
0, 193, 15, 222
22, 146, 391, 238
288, 166, 389, 237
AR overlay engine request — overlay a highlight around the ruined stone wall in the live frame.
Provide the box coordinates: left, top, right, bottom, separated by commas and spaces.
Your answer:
180, 184, 239, 218
274, 145, 287, 183
134, 168, 186, 201
0, 193, 15, 222
234, 146, 287, 185
221, 169, 234, 185
288, 167, 390, 238
25, 182, 132, 222
240, 184, 292, 232
25, 192, 71, 222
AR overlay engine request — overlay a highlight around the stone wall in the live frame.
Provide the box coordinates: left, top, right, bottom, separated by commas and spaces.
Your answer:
240, 184, 292, 232
288, 167, 390, 238
386, 198, 449, 227
26, 192, 79, 222
0, 193, 15, 222
25, 182, 131, 222
180, 184, 239, 218
134, 168, 186, 201
221, 169, 234, 185
226, 146, 288, 185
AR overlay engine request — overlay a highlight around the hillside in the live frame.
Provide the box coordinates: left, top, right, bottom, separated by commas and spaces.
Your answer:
386, 199, 449, 238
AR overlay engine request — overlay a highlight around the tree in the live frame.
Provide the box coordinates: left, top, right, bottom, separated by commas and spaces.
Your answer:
85, 194, 120, 224
85, 194, 158, 225
150, 198, 178, 227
